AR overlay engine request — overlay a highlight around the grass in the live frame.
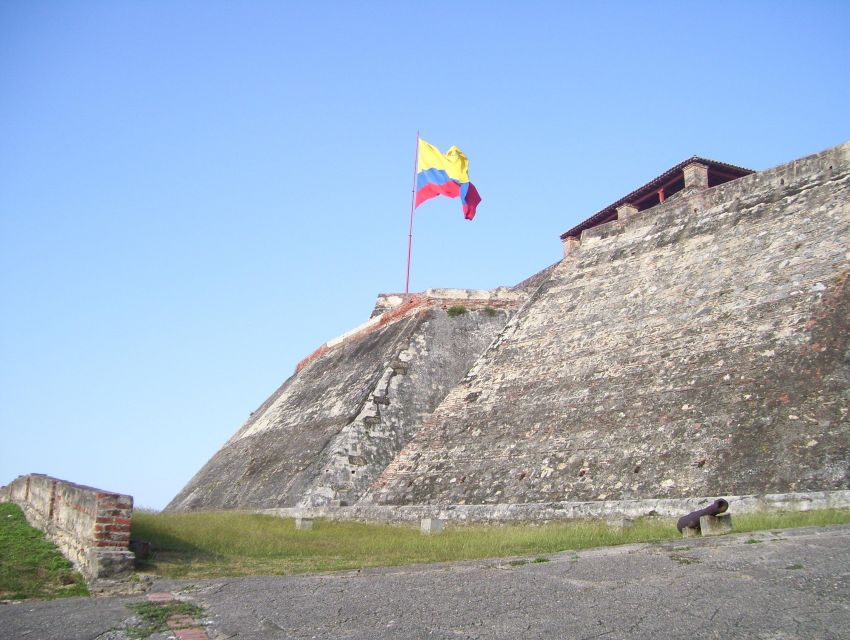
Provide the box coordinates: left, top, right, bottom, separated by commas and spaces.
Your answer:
131, 508, 850, 580
722, 509, 850, 532
0, 502, 88, 600
447, 305, 467, 317
126, 600, 204, 639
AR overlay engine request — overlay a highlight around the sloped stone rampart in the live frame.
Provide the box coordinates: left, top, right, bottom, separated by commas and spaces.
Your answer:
166, 294, 521, 511
367, 142, 850, 506
0, 474, 134, 581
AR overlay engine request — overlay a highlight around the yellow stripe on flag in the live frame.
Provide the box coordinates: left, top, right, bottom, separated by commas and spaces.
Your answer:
417, 139, 471, 183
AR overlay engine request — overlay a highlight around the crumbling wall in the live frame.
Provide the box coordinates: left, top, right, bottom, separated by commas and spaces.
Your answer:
166, 291, 523, 511
0, 474, 134, 581
367, 142, 850, 506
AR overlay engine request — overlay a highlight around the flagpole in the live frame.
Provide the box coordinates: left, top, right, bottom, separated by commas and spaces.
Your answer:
405, 131, 420, 294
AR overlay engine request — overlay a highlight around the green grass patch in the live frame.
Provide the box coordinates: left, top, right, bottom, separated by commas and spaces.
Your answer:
0, 502, 88, 600
132, 511, 673, 578
727, 509, 850, 532
446, 305, 467, 317
126, 600, 204, 639
131, 508, 850, 580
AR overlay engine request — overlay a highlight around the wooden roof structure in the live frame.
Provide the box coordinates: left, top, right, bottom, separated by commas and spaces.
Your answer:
560, 157, 754, 240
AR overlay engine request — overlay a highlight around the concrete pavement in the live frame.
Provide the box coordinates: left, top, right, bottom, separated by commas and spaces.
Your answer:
2, 524, 849, 639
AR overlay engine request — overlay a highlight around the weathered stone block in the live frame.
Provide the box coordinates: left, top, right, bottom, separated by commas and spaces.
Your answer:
390, 361, 409, 375
699, 513, 732, 536
295, 517, 313, 530
683, 162, 709, 189
606, 517, 634, 530
616, 203, 638, 220
420, 517, 444, 535
681, 526, 700, 538
87, 549, 135, 580
562, 236, 581, 258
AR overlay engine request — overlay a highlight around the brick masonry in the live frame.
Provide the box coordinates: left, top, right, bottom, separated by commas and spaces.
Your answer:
0, 474, 135, 581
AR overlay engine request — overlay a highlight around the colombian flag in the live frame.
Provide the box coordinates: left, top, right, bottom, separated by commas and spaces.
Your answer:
415, 139, 481, 220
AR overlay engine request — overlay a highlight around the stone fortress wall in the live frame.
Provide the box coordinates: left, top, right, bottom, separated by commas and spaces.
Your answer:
166, 288, 528, 511
367, 142, 850, 507
0, 474, 134, 581
169, 141, 850, 521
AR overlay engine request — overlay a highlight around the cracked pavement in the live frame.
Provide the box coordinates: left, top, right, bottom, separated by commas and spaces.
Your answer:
2, 525, 849, 639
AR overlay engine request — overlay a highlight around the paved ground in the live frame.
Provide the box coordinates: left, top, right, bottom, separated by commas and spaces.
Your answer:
2, 525, 849, 640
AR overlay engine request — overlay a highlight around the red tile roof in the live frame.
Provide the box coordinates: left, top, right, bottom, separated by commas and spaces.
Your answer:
560, 157, 754, 240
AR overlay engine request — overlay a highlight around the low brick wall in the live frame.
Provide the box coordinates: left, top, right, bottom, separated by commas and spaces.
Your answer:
0, 474, 134, 582
259, 490, 850, 525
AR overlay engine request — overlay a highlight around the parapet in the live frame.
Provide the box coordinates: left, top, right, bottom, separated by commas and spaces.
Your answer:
371, 287, 523, 318
1, 474, 134, 583
559, 155, 754, 247
296, 287, 525, 374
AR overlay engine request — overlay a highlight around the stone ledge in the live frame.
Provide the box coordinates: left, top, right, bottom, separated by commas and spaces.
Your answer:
258, 490, 850, 525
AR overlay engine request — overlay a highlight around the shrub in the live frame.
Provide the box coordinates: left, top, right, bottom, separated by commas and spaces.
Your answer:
447, 305, 467, 317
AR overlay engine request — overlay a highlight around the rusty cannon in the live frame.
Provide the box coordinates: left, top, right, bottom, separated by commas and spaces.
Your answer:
676, 498, 729, 533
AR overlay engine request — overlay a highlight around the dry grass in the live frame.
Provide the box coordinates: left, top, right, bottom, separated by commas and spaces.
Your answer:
132, 508, 850, 579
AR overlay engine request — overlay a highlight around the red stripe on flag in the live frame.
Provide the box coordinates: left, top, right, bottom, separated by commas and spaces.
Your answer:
415, 181, 462, 207
463, 183, 481, 220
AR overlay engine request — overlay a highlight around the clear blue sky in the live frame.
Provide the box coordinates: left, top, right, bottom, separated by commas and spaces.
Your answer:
2, 1, 848, 509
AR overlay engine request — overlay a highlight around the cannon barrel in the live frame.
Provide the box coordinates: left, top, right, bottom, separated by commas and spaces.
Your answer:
676, 498, 729, 532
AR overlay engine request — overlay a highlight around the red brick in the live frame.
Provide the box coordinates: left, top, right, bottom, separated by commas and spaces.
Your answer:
95, 527, 126, 537
147, 592, 175, 603
97, 532, 130, 543
167, 614, 196, 628
105, 523, 130, 530
95, 523, 131, 532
